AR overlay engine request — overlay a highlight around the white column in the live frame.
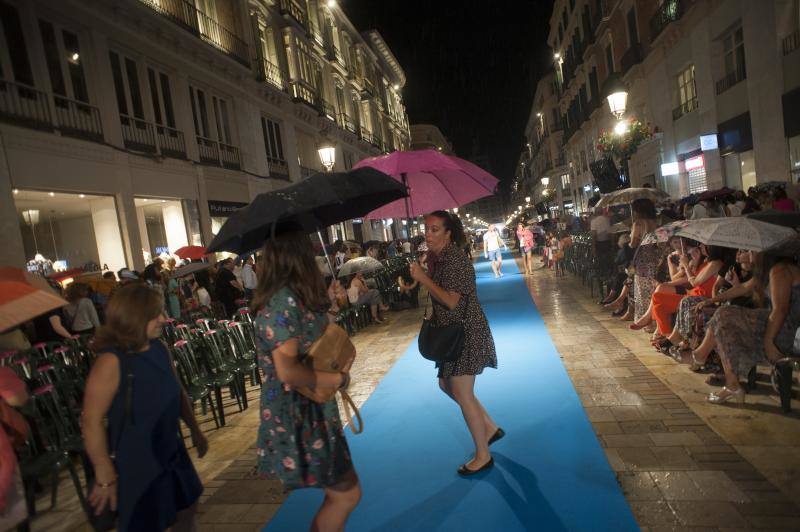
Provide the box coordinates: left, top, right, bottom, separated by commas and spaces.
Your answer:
90, 197, 127, 272
162, 202, 189, 253
136, 206, 150, 256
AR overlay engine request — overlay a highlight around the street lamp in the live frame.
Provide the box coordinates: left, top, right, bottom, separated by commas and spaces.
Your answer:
541, 177, 550, 186
605, 74, 628, 119
318, 143, 336, 172
525, 196, 530, 203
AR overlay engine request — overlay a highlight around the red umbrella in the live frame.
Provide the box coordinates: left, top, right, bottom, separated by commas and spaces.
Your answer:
174, 246, 209, 260
353, 149, 498, 219
0, 281, 67, 331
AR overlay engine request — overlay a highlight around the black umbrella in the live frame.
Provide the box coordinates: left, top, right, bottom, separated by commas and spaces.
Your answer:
746, 210, 800, 229
207, 167, 408, 257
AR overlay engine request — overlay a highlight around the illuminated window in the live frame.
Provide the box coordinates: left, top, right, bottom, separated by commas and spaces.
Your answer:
677, 65, 696, 107
687, 167, 707, 194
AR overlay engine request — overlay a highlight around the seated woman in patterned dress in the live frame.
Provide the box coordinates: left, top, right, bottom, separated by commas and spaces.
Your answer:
410, 211, 501, 476
693, 257, 800, 404
251, 229, 360, 531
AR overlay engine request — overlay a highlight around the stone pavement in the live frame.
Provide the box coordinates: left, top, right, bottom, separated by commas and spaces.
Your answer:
521, 256, 800, 531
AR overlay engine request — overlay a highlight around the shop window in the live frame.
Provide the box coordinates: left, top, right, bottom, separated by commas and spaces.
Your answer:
0, 2, 34, 86
135, 198, 189, 262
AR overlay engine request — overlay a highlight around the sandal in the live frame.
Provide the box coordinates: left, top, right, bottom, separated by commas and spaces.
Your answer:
689, 350, 708, 372
657, 339, 673, 354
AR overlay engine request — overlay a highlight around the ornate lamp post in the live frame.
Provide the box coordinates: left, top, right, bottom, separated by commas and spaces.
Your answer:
604, 74, 631, 187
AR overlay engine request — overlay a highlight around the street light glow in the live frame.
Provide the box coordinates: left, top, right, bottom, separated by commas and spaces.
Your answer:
614, 120, 629, 136
318, 144, 336, 171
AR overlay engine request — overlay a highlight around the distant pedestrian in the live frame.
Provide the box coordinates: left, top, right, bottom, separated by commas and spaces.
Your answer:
516, 223, 535, 275
410, 210, 501, 476
214, 259, 243, 318
483, 224, 508, 278
63, 282, 100, 336
82, 283, 207, 531
251, 228, 360, 531
241, 256, 258, 299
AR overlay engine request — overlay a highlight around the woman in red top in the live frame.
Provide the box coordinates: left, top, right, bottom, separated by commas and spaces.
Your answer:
650, 244, 726, 351
516, 223, 535, 275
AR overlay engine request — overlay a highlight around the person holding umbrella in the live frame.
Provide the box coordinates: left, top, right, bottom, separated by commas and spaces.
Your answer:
251, 227, 360, 530
410, 211, 501, 475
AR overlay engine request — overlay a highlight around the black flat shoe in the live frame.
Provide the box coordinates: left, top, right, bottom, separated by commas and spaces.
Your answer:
488, 427, 505, 446
457, 457, 494, 476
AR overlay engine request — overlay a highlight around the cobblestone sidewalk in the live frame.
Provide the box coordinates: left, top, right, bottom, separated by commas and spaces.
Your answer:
522, 257, 800, 531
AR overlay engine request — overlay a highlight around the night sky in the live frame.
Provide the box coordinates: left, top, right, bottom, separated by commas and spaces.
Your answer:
344, 0, 554, 195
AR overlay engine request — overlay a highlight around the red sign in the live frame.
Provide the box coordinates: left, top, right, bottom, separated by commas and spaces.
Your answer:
685, 155, 705, 171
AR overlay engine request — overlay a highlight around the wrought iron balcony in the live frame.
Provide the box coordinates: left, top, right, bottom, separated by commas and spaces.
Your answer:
290, 80, 318, 109
783, 29, 800, 56
267, 157, 290, 181
260, 58, 285, 91
120, 114, 157, 154
650, 0, 685, 41
300, 165, 317, 178
155, 124, 186, 158
197, 135, 241, 169
53, 95, 103, 142
0, 80, 52, 131
672, 97, 699, 120
318, 99, 336, 121
361, 77, 376, 99
620, 44, 643, 75
137, 0, 249, 67
196, 135, 220, 164
337, 112, 357, 133
715, 69, 746, 95
278, 0, 308, 30
219, 142, 241, 170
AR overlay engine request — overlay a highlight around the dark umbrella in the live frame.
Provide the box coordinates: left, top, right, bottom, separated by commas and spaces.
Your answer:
698, 187, 735, 201
746, 210, 800, 229
207, 167, 407, 261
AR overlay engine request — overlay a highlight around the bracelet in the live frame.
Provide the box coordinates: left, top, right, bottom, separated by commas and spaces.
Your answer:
96, 478, 117, 488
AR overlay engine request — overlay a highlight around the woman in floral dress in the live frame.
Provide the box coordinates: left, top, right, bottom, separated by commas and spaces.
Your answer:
625, 198, 661, 323
251, 230, 359, 530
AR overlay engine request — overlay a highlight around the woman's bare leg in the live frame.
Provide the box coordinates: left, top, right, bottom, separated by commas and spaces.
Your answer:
449, 375, 492, 467
439, 378, 497, 438
311, 468, 361, 532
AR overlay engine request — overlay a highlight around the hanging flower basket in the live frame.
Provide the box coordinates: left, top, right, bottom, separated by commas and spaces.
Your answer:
596, 118, 654, 159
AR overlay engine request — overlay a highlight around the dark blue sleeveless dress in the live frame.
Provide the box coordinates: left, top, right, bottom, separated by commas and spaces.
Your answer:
107, 340, 203, 531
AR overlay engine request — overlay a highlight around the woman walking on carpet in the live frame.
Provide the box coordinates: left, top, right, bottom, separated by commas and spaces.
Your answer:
410, 210, 502, 476
252, 228, 360, 531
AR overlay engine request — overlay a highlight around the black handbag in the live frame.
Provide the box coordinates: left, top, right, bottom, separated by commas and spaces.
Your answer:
418, 292, 469, 363
87, 354, 135, 532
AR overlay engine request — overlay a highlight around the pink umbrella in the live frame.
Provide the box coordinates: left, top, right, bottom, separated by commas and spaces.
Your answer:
353, 149, 498, 219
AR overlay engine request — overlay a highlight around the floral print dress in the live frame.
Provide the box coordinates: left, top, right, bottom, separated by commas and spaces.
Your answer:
254, 287, 353, 490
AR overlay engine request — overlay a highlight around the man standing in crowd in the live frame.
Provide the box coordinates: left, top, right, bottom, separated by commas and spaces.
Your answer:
590, 207, 611, 258
215, 258, 244, 318
241, 256, 258, 299
483, 224, 508, 278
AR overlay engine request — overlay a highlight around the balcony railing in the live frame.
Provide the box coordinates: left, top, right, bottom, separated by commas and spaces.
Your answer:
120, 114, 157, 154
260, 58, 285, 91
359, 127, 374, 145
361, 77, 376, 99
137, 0, 249, 67
318, 99, 336, 121
278, 0, 308, 30
290, 80, 318, 109
53, 95, 103, 142
219, 142, 241, 170
672, 96, 699, 120
783, 29, 800, 56
650, 0, 685, 41
620, 44, 643, 74
337, 112, 357, 133
0, 80, 53, 131
267, 157, 290, 181
156, 124, 186, 158
715, 69, 746, 95
196, 135, 220, 164
300, 165, 317, 178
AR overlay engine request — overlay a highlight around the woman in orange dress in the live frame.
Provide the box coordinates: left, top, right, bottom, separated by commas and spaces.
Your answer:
650, 244, 726, 351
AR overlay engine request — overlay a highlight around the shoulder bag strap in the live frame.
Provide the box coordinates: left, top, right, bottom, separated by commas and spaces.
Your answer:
110, 353, 135, 457
338, 389, 363, 434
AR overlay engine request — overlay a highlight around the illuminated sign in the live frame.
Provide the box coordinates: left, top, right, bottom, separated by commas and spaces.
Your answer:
700, 134, 718, 151
684, 155, 705, 171
660, 162, 680, 176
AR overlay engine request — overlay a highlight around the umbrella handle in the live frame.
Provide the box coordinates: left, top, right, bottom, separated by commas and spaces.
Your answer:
317, 229, 336, 279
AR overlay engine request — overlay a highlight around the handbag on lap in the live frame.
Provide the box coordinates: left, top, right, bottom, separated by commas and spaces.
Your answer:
295, 323, 363, 434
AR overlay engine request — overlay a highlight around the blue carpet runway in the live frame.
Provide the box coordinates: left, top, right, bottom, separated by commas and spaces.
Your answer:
266, 253, 639, 531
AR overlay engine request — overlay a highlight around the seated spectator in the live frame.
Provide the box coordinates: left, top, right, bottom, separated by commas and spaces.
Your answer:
0, 366, 29, 530
693, 256, 800, 404
63, 282, 101, 336
772, 188, 795, 212
347, 271, 388, 323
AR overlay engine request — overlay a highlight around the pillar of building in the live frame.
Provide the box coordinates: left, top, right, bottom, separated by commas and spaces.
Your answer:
0, 136, 26, 267
743, 0, 790, 183
162, 202, 189, 253
89, 196, 127, 272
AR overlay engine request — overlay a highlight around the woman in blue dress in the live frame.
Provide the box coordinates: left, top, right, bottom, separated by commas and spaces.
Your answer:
252, 229, 360, 531
82, 283, 207, 531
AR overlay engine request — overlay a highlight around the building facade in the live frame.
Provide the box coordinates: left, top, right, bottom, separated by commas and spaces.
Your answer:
409, 123, 454, 154
515, 0, 800, 213
0, 0, 410, 272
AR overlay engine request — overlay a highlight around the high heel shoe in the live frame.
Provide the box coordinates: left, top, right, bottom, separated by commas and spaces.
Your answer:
689, 351, 708, 372
708, 386, 745, 404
